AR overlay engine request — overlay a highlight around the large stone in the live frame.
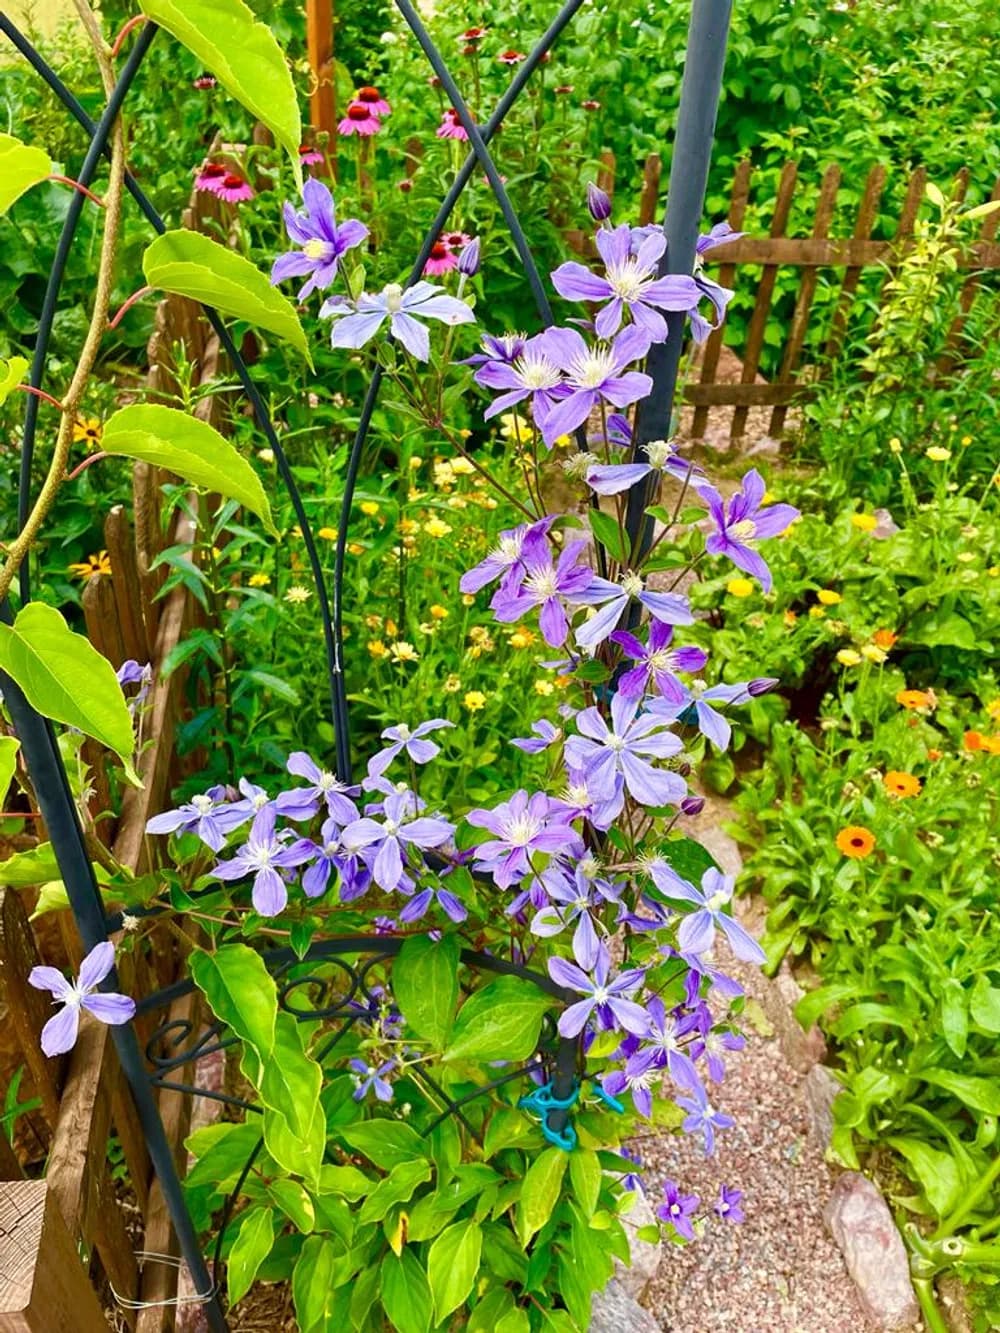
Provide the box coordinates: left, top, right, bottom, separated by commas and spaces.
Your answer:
756, 963, 827, 1073
823, 1172, 919, 1330
614, 1189, 662, 1298
590, 1278, 664, 1333
804, 1065, 841, 1150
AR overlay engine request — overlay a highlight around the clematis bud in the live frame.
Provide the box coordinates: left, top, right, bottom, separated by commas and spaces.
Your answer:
747, 677, 779, 697
680, 795, 705, 816
458, 237, 481, 276
587, 181, 612, 222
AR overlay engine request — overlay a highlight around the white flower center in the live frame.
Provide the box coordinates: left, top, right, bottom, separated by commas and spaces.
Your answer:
252, 792, 269, 810
515, 351, 562, 391
396, 724, 412, 740
192, 794, 214, 815
573, 895, 590, 912
707, 889, 729, 912
606, 256, 654, 302
247, 844, 276, 871
626, 1067, 657, 1091
592, 985, 611, 1005
565, 783, 591, 805
646, 439, 675, 469
649, 648, 675, 671
621, 571, 644, 597
323, 840, 340, 857
384, 283, 404, 313
384, 819, 400, 837
730, 518, 757, 541
690, 680, 706, 696
526, 567, 560, 600
318, 771, 342, 792
498, 535, 522, 561
568, 348, 616, 389
579, 855, 599, 879
607, 733, 626, 753
303, 237, 333, 261
504, 812, 543, 847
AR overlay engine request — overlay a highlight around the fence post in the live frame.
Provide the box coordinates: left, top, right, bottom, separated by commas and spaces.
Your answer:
0, 1181, 109, 1333
306, 0, 337, 141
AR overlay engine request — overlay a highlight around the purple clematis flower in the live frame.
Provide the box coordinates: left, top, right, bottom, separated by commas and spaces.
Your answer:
689, 223, 743, 342
574, 572, 693, 652
649, 862, 766, 965
29, 942, 135, 1057
610, 621, 707, 702
532, 325, 652, 446
490, 526, 594, 647
145, 786, 245, 852
565, 691, 687, 815
677, 1077, 734, 1155
211, 806, 314, 917
585, 437, 705, 496
398, 884, 467, 924
640, 995, 700, 1089
464, 331, 528, 370
472, 331, 566, 437
549, 766, 622, 832
690, 1014, 745, 1083
697, 469, 799, 592
510, 718, 561, 754
551, 224, 701, 345
665, 947, 745, 1008
657, 1179, 701, 1239
548, 952, 649, 1038
714, 1184, 745, 1223
341, 792, 454, 892
275, 752, 360, 824
367, 719, 453, 779
467, 790, 581, 889
298, 817, 369, 901
460, 516, 552, 596
602, 1049, 660, 1118
530, 864, 621, 970
270, 178, 369, 300
349, 1057, 396, 1102
649, 677, 777, 752
322, 281, 474, 361
221, 778, 274, 831
618, 1147, 645, 1195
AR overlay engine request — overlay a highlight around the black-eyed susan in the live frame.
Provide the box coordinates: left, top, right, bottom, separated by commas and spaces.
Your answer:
836, 826, 876, 859
883, 770, 921, 798
72, 417, 102, 449
68, 550, 111, 579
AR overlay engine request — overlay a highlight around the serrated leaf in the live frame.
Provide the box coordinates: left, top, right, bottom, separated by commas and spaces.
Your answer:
443, 975, 553, 1064
140, 0, 301, 179
0, 604, 139, 783
101, 405, 277, 536
0, 356, 28, 408
142, 231, 311, 363
393, 934, 459, 1049
0, 135, 52, 215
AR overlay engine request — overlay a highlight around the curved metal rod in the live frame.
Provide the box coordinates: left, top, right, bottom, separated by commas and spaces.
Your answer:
13, 22, 157, 606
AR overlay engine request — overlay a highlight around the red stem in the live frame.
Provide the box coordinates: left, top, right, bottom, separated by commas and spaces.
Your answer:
108, 285, 153, 330
14, 384, 65, 413
110, 14, 146, 58
47, 174, 105, 208
66, 451, 108, 481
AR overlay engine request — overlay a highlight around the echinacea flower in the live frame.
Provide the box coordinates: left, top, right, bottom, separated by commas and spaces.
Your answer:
216, 172, 254, 203
271, 178, 369, 300
698, 469, 799, 592
424, 240, 458, 276
657, 1179, 700, 1238
354, 85, 391, 116
322, 281, 474, 362
193, 73, 217, 90
195, 162, 227, 194
298, 143, 324, 166
436, 108, 468, 140
339, 102, 381, 136
883, 770, 921, 798
497, 49, 527, 64
649, 862, 766, 964
547, 952, 649, 1038
835, 826, 876, 859
211, 806, 314, 917
29, 942, 136, 1057
551, 224, 701, 345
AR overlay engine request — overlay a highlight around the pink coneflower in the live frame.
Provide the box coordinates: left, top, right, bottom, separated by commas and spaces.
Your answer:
581, 99, 601, 111
554, 84, 574, 95
497, 50, 526, 65
217, 172, 254, 203
398, 178, 414, 194
299, 144, 324, 166
195, 162, 227, 194
436, 109, 468, 141
428, 74, 443, 88
539, 51, 552, 64
355, 85, 391, 117
339, 102, 381, 136
459, 26, 488, 42
442, 230, 472, 250
461, 44, 479, 55
193, 73, 217, 90
424, 241, 458, 276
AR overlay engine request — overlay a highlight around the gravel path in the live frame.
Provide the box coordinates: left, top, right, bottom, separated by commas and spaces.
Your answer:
636, 814, 876, 1333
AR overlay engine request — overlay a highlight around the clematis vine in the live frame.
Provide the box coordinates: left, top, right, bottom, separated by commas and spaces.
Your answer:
698, 468, 799, 591
322, 281, 474, 361
270, 178, 369, 300
29, 942, 136, 1057
649, 862, 766, 965
211, 805, 314, 917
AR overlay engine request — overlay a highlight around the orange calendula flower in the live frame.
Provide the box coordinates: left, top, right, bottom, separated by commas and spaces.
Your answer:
68, 550, 111, 579
927, 748, 942, 761
964, 730, 986, 752
883, 770, 921, 798
896, 688, 935, 710
836, 826, 876, 859
981, 735, 1000, 755
873, 629, 897, 650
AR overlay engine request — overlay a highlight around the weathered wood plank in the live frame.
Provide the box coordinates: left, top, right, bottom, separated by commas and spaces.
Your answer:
823, 164, 887, 361
0, 890, 63, 1130
638, 153, 662, 226
0, 1181, 109, 1333
684, 381, 809, 407
705, 235, 1000, 268
940, 174, 1000, 368
306, 0, 337, 142
105, 505, 153, 665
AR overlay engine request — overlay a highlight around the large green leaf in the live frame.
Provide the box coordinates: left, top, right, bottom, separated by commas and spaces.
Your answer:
443, 976, 553, 1064
516, 1147, 567, 1245
292, 1235, 352, 1333
0, 604, 138, 783
185, 1120, 264, 1192
921, 1069, 1000, 1115
0, 737, 19, 807
339, 1120, 428, 1171
101, 404, 277, 536
358, 1159, 431, 1226
190, 945, 277, 1057
258, 1012, 325, 1184
269, 1179, 315, 1234
887, 1137, 963, 1218
393, 935, 460, 1049
0, 136, 51, 216
381, 1249, 433, 1333
427, 1219, 482, 1322
0, 357, 28, 408
227, 1205, 274, 1305
142, 231, 311, 363
140, 0, 301, 177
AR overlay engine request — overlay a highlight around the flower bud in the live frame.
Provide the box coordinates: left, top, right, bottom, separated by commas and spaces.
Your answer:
748, 676, 779, 696
458, 236, 480, 276
680, 795, 705, 816
587, 181, 612, 222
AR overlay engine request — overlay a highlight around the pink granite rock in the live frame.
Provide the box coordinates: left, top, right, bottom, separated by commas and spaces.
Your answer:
823, 1172, 919, 1330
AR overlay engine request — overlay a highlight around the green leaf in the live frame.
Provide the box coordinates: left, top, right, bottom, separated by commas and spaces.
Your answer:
468, 1288, 517, 1332
292, 1235, 352, 1333
0, 737, 19, 806
101, 405, 277, 536
140, 0, 301, 178
190, 945, 277, 1057
427, 1219, 482, 1322
393, 934, 460, 1049
940, 980, 969, 1059
970, 977, 1000, 1034
0, 356, 29, 408
921, 1070, 1000, 1115
0, 604, 138, 782
339, 1120, 428, 1171
655, 836, 719, 886
269, 1179, 315, 1233
358, 1159, 431, 1225
0, 842, 61, 887
569, 1147, 602, 1217
589, 509, 628, 563
516, 1147, 568, 1245
444, 976, 553, 1064
258, 1012, 325, 1184
317, 1163, 374, 1201
185, 1120, 264, 1192
142, 231, 311, 363
0, 135, 52, 215
381, 1249, 433, 1333
227, 1206, 275, 1306
887, 1137, 963, 1218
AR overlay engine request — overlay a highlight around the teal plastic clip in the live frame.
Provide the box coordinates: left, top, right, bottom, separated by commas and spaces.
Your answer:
518, 1079, 580, 1151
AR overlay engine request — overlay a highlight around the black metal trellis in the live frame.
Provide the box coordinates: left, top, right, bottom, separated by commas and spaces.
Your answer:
0, 2, 731, 1325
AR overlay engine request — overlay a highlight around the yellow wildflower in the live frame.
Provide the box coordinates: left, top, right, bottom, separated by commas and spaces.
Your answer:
956, 551, 975, 563
851, 513, 878, 532
809, 606, 826, 619
318, 526, 338, 541
509, 629, 536, 649
389, 641, 419, 663
837, 648, 862, 666
424, 518, 452, 539
248, 572, 271, 588
554, 674, 574, 690
72, 417, 102, 449
783, 610, 798, 626
817, 590, 842, 606
408, 456, 423, 470
399, 518, 419, 535
888, 437, 902, 454
534, 680, 555, 696
925, 446, 951, 462
284, 585, 311, 604
961, 435, 972, 446
360, 500, 380, 517
385, 619, 398, 639
462, 593, 475, 607
726, 578, 754, 598
861, 643, 888, 664
443, 674, 462, 693
430, 605, 449, 620
368, 640, 387, 658
68, 550, 111, 580
463, 690, 487, 711
447, 496, 469, 509
348, 542, 365, 556
451, 457, 476, 475
258, 448, 275, 464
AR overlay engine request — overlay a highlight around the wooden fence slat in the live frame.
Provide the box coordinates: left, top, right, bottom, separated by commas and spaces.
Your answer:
0, 890, 63, 1131
685, 381, 806, 407
730, 160, 799, 439
703, 234, 1000, 268
82, 572, 126, 669
768, 163, 842, 436
0, 1181, 109, 1333
638, 153, 662, 226
691, 157, 752, 439
106, 505, 153, 665
823, 164, 888, 360
597, 149, 616, 199
306, 0, 336, 142
940, 174, 1000, 368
